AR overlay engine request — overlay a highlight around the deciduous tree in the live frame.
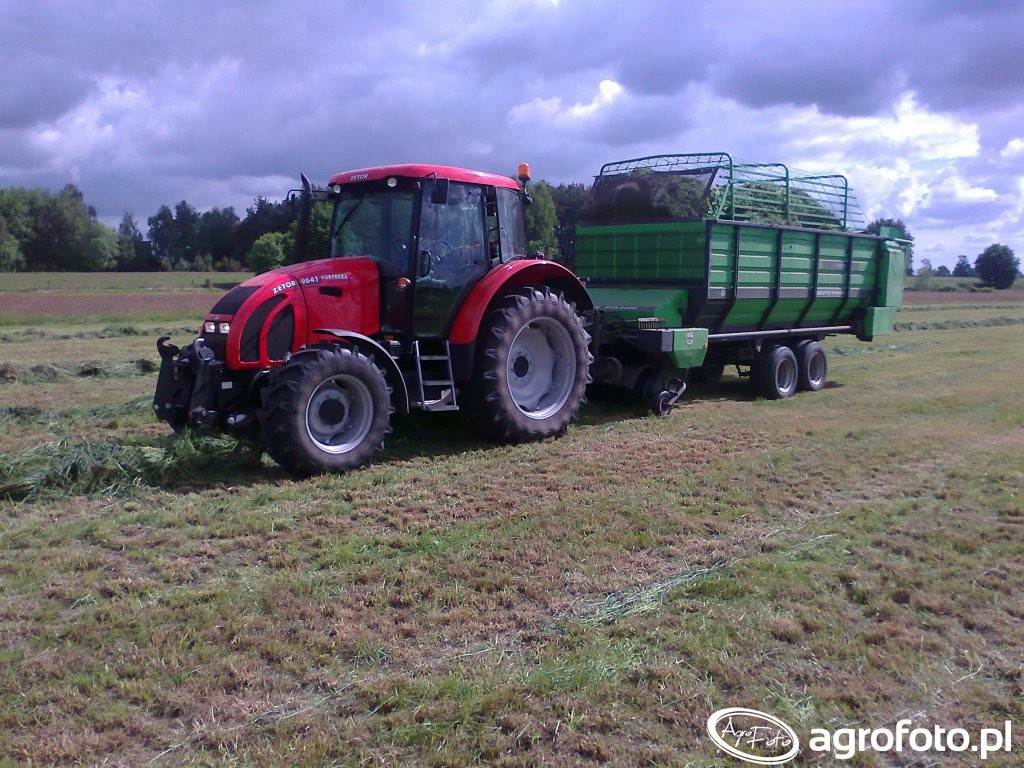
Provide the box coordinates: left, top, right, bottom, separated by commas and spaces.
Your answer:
974, 244, 1019, 289
524, 181, 558, 258
952, 254, 975, 278
247, 231, 287, 273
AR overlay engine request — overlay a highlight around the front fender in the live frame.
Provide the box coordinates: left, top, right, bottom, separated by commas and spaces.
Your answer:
448, 260, 592, 345
311, 329, 410, 415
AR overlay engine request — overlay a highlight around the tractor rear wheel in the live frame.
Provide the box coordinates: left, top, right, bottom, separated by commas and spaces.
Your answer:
751, 344, 798, 400
795, 340, 828, 391
474, 287, 591, 443
260, 345, 392, 476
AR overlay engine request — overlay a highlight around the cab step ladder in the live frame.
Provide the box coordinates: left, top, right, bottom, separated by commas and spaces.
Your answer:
412, 340, 459, 411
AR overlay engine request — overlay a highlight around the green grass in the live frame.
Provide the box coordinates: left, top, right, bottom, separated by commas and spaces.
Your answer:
0, 271, 251, 292
0, 292, 1022, 765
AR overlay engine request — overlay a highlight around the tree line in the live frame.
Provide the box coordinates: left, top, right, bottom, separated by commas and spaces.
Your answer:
0, 184, 302, 273
1, 181, 1016, 288
919, 247, 1020, 290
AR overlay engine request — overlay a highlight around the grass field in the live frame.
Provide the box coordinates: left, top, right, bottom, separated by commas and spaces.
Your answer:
1, 277, 1023, 766
0, 271, 252, 293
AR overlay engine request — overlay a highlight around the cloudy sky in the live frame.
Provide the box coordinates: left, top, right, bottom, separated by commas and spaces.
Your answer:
3, 0, 1023, 269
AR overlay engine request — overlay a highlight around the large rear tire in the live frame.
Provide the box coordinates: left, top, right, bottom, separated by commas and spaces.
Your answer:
752, 344, 798, 400
795, 340, 828, 391
260, 346, 392, 476
474, 287, 592, 443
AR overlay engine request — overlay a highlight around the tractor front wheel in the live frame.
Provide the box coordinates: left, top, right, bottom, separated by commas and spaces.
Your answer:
260, 346, 392, 476
474, 287, 591, 443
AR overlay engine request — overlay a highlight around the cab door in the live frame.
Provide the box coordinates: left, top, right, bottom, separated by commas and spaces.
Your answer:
413, 180, 490, 338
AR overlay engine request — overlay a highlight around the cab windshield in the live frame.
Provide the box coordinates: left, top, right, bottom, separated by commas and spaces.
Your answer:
329, 187, 416, 277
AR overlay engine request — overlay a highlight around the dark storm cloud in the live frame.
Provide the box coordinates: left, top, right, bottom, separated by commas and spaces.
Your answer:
705, 0, 1024, 116
0, 57, 91, 130
0, 0, 1021, 267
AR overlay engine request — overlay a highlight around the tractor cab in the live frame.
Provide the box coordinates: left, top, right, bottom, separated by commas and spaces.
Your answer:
316, 164, 528, 340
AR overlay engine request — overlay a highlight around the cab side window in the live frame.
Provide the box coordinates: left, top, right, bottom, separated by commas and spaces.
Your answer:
496, 187, 527, 261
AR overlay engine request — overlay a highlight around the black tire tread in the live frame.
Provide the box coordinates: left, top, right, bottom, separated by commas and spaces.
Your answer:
795, 340, 828, 392
259, 345, 392, 476
473, 287, 592, 443
752, 344, 798, 400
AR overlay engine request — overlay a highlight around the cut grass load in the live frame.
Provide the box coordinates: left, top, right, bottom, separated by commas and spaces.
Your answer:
0, 288, 1022, 766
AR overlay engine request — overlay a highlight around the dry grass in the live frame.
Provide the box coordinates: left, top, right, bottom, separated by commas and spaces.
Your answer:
0, 292, 1022, 766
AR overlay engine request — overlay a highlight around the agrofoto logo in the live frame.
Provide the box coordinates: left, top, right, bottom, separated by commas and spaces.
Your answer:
706, 708, 800, 765
707, 707, 1015, 764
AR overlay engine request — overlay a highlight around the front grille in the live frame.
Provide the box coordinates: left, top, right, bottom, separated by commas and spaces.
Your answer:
240, 295, 286, 362
266, 306, 295, 361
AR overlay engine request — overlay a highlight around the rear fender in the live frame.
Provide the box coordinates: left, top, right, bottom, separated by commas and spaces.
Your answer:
448, 260, 592, 345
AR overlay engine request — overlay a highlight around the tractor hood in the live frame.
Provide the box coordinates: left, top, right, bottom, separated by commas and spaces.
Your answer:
203, 256, 380, 369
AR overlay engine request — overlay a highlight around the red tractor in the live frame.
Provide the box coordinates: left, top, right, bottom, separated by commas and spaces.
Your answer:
154, 163, 593, 475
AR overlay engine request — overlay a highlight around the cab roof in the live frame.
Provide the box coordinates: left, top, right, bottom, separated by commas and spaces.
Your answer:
327, 163, 521, 191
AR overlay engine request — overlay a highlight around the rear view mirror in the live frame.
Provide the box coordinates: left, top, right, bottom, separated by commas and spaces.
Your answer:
430, 178, 449, 205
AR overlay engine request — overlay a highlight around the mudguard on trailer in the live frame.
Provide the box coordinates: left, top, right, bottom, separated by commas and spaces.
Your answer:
448, 259, 592, 345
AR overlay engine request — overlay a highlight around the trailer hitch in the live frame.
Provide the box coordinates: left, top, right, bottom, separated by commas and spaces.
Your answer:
156, 335, 180, 360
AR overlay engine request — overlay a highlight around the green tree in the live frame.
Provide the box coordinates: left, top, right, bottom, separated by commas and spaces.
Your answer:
236, 196, 294, 260
285, 200, 332, 263
147, 205, 177, 269
0, 189, 30, 271
934, 265, 950, 277
0, 185, 115, 271
524, 181, 558, 257
548, 182, 590, 264
80, 226, 117, 271
0, 228, 23, 271
974, 244, 1019, 289
41, 186, 116, 271
174, 200, 200, 269
197, 207, 240, 267
549, 182, 590, 228
116, 212, 151, 271
866, 218, 915, 276
247, 231, 287, 273
952, 254, 975, 278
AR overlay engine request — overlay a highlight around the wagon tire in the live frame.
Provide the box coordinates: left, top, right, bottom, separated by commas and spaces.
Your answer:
752, 344, 798, 400
259, 345, 392, 476
795, 340, 828, 392
473, 287, 592, 443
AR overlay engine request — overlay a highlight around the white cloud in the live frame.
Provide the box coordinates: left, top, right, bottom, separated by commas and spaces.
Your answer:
1001, 138, 1024, 158
932, 174, 998, 204
508, 79, 624, 126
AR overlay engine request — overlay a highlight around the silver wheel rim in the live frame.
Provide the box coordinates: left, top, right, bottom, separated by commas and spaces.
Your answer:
808, 352, 826, 387
506, 317, 576, 419
304, 374, 374, 454
777, 356, 798, 395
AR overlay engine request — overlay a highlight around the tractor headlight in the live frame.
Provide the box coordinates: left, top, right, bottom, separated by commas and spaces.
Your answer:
204, 321, 217, 334
218, 322, 231, 334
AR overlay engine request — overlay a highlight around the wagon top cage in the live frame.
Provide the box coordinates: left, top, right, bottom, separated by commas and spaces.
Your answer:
582, 152, 867, 232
